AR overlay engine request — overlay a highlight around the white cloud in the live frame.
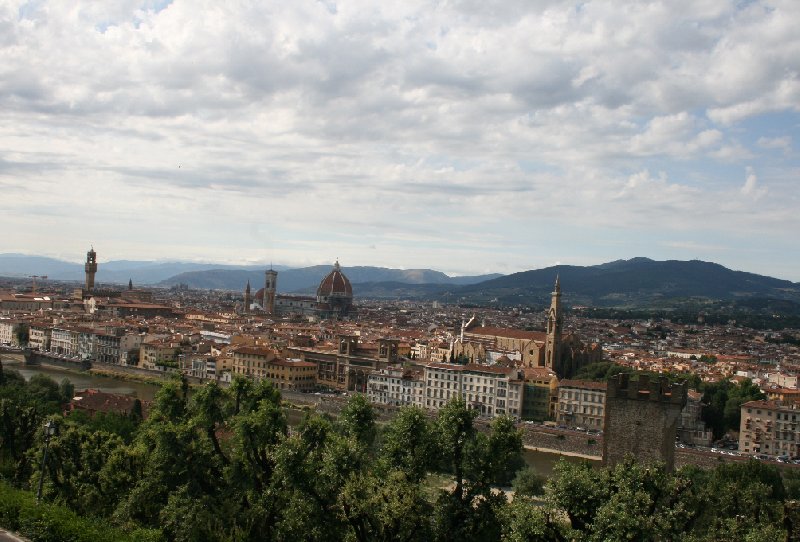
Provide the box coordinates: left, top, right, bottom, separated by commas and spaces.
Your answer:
0, 0, 799, 278
757, 136, 792, 154
741, 166, 767, 200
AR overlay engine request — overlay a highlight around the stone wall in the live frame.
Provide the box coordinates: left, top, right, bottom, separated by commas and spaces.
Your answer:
603, 374, 687, 471
519, 426, 603, 458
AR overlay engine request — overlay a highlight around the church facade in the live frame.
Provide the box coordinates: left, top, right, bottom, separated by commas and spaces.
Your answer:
454, 277, 601, 378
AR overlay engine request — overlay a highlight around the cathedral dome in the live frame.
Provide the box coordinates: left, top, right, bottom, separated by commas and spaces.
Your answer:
317, 261, 352, 298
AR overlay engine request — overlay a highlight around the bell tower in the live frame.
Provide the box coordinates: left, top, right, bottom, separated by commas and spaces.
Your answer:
264, 268, 278, 315
544, 275, 562, 371
84, 247, 98, 292
244, 280, 251, 314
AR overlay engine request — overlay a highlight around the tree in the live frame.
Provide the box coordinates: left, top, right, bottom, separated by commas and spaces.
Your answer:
466, 415, 524, 487
274, 413, 363, 541
14, 323, 29, 347
502, 498, 570, 542
378, 406, 436, 482
338, 470, 432, 542
30, 423, 126, 517
512, 466, 546, 497
436, 398, 475, 502
702, 379, 765, 438
431, 400, 522, 542
339, 394, 377, 448
59, 379, 74, 403
548, 459, 697, 540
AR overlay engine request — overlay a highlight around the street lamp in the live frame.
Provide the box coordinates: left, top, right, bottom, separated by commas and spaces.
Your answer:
36, 420, 57, 504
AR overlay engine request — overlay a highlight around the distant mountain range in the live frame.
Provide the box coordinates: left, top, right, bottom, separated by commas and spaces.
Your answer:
2, 254, 798, 309
158, 266, 502, 292
452, 257, 800, 307
327, 258, 800, 308
0, 254, 292, 285
0, 254, 500, 292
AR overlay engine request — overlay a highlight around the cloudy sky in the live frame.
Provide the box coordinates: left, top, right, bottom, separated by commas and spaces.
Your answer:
1, 1, 798, 280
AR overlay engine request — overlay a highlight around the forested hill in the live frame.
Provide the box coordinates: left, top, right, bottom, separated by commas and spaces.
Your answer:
455, 258, 800, 307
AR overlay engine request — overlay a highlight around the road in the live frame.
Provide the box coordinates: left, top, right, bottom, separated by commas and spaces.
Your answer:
0, 530, 28, 542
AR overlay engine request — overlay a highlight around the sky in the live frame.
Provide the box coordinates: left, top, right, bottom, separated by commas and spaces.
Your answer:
0, 1, 798, 280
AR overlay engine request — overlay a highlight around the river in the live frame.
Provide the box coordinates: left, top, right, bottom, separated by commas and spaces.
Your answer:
1, 354, 161, 402
1, 354, 594, 476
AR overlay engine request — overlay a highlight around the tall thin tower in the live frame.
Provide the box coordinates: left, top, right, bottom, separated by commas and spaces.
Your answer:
544, 275, 562, 371
84, 247, 98, 292
244, 280, 251, 313
264, 268, 278, 315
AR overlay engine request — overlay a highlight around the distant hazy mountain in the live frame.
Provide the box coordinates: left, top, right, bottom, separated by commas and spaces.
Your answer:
457, 258, 800, 306
159, 265, 503, 292
0, 254, 290, 285
0, 254, 85, 280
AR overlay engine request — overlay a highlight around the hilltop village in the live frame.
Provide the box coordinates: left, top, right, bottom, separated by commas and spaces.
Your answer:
2, 248, 800, 461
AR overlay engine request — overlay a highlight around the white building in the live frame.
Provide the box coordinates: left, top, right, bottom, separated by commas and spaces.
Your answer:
366, 366, 425, 407
423, 362, 525, 420
50, 327, 79, 356
0, 320, 20, 346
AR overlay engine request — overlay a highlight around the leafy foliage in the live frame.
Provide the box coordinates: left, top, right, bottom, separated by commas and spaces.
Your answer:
0, 372, 791, 541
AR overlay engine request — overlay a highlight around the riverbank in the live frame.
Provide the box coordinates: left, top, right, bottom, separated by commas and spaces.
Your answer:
87, 367, 168, 387
523, 445, 600, 461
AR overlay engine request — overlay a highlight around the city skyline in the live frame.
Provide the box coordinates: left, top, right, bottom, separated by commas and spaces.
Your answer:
1, 1, 798, 280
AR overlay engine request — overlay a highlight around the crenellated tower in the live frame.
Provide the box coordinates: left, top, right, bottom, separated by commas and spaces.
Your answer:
84, 247, 98, 292
603, 374, 688, 471
244, 280, 251, 313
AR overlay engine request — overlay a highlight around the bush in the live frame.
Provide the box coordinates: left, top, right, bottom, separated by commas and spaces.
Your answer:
0, 483, 163, 542
512, 467, 546, 497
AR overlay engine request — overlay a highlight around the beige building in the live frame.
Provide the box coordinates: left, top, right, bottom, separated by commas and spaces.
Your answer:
557, 379, 607, 430
264, 358, 317, 392
457, 327, 546, 366
522, 367, 559, 421
740, 400, 800, 458
232, 346, 316, 391
139, 341, 180, 370
232, 346, 278, 379
28, 323, 51, 351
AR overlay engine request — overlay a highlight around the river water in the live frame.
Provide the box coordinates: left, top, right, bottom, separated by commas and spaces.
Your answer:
1, 354, 592, 476
2, 355, 160, 401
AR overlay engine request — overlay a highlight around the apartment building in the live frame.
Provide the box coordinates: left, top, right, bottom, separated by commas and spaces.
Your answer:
424, 362, 525, 420
51, 327, 79, 356
0, 320, 20, 346
522, 367, 559, 421
556, 379, 607, 430
366, 366, 425, 407
140, 341, 180, 370
231, 346, 278, 379
28, 323, 51, 351
264, 358, 317, 392
740, 400, 800, 458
